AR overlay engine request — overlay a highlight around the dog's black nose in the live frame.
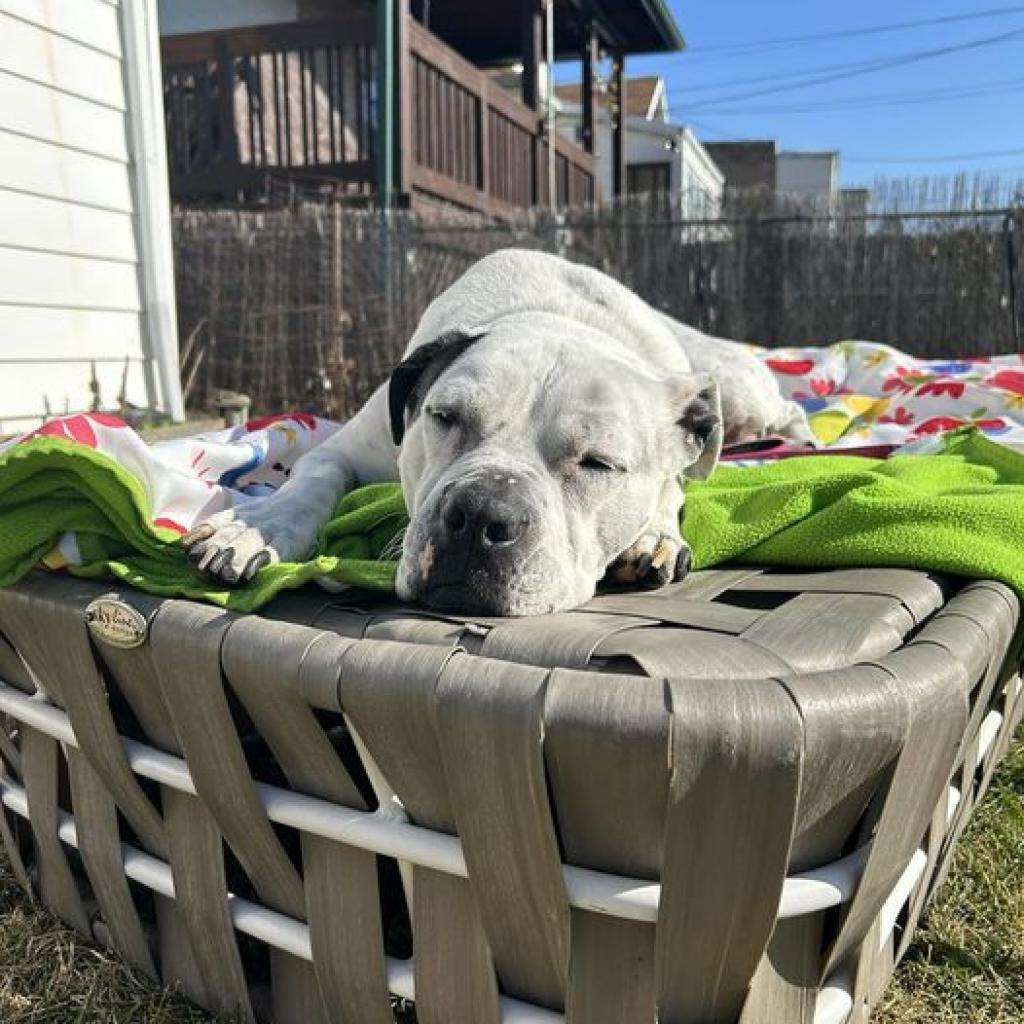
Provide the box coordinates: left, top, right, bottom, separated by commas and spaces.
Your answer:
440, 486, 530, 548
441, 498, 468, 536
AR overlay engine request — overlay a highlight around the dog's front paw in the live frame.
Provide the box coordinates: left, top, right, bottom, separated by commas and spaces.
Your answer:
181, 505, 316, 584
606, 532, 692, 590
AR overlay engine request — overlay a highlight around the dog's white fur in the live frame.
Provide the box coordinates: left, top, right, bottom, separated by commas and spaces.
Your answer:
184, 250, 811, 613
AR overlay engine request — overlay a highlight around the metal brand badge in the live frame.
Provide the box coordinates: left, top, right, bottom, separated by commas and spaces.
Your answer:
85, 598, 148, 649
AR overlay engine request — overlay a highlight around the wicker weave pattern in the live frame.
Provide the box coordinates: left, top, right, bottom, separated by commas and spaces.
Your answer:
0, 568, 1020, 1024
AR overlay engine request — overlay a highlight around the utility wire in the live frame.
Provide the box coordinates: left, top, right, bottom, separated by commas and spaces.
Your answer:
664, 26, 1024, 109
672, 73, 1024, 106
668, 78, 1024, 115
682, 117, 747, 141
661, 26, 1024, 99
665, 51, 930, 96
844, 147, 1024, 163
667, 4, 1024, 62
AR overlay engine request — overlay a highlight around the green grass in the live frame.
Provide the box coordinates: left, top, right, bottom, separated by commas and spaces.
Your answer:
0, 731, 1020, 1023
874, 731, 1024, 1024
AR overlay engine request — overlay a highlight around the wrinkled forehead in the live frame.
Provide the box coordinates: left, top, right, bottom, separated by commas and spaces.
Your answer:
419, 327, 667, 464
544, 363, 657, 444
427, 329, 667, 445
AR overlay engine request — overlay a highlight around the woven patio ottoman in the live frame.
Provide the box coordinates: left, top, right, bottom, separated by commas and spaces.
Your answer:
0, 568, 1020, 1024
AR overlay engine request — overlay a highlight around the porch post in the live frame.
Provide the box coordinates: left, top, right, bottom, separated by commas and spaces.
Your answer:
521, 0, 543, 206
214, 38, 239, 172
520, 0, 542, 110
395, 0, 412, 197
375, 0, 395, 204
580, 21, 598, 156
611, 53, 626, 197
544, 0, 556, 208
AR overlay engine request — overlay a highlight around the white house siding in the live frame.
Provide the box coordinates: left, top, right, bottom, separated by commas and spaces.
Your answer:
623, 119, 671, 193
558, 107, 724, 219
675, 129, 721, 218
0, 0, 182, 434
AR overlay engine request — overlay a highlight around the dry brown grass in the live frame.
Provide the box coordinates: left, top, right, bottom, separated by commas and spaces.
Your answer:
0, 730, 1020, 1022
0, 864, 229, 1023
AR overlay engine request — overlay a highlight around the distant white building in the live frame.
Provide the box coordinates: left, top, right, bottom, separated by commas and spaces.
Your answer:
775, 150, 840, 210
555, 76, 724, 219
696, 140, 872, 219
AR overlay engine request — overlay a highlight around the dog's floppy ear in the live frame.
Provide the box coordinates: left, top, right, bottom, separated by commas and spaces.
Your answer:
670, 373, 723, 480
388, 329, 487, 445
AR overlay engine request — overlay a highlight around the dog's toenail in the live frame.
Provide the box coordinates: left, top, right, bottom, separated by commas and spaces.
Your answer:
242, 551, 271, 581
196, 546, 220, 572
183, 523, 215, 546
207, 548, 235, 576
650, 540, 674, 570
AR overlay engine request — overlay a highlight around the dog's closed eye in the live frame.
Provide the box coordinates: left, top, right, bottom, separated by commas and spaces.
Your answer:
579, 453, 625, 473
427, 406, 460, 428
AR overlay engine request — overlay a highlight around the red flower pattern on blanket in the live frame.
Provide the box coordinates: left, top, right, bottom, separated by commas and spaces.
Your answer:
913, 416, 1009, 437
765, 358, 816, 376
883, 370, 933, 396
879, 406, 914, 427
153, 518, 187, 535
245, 412, 319, 432
757, 343, 1024, 449
987, 370, 1024, 396
915, 378, 966, 400
24, 413, 128, 449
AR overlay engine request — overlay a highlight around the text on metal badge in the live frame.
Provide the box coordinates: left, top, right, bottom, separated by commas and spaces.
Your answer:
85, 599, 148, 649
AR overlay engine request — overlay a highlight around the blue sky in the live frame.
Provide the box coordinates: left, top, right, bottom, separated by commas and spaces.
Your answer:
614, 1, 1024, 185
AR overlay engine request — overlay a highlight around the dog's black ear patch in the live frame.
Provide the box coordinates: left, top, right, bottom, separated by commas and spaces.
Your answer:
674, 374, 723, 480
388, 329, 487, 445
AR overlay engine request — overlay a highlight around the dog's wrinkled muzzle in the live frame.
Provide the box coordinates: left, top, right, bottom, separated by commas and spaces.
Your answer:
412, 472, 544, 614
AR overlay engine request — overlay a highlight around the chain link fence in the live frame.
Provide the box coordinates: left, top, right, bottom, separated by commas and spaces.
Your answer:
172, 174, 1024, 418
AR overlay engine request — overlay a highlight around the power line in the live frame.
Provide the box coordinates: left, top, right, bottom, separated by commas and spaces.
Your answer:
673, 73, 1024, 106
660, 26, 1024, 98
682, 117, 746, 141
683, 136, 1024, 164
665, 26, 1024, 109
665, 4, 1024, 62
844, 147, 1024, 164
667, 77, 1024, 116
664, 53, 911, 96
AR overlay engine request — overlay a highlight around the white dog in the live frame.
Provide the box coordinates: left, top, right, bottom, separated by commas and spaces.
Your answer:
183, 249, 812, 615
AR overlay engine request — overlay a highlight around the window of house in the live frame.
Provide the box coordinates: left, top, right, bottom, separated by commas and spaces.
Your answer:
627, 162, 671, 195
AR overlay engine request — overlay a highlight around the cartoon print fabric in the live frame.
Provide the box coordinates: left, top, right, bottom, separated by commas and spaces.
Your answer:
0, 414, 339, 564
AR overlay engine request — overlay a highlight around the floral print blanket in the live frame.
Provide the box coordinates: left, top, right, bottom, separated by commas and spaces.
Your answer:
758, 341, 1024, 448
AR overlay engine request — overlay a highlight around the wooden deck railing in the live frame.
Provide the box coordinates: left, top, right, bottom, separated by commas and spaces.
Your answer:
161, 16, 596, 212
162, 16, 378, 200
407, 21, 596, 215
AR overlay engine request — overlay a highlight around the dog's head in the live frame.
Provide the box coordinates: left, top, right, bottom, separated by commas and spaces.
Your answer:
389, 317, 721, 615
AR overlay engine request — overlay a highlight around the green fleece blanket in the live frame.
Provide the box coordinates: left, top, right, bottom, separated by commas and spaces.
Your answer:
0, 437, 405, 612
2, 428, 1023, 611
